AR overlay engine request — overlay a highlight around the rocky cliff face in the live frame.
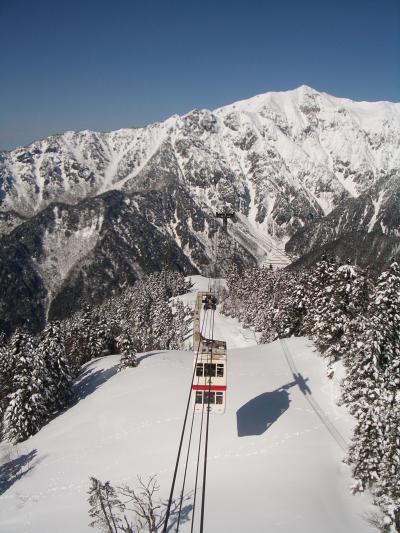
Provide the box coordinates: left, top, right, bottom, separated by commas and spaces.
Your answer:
286, 171, 400, 270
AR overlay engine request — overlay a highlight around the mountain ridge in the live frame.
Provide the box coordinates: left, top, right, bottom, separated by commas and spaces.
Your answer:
2, 85, 399, 223
4, 84, 399, 154
0, 86, 399, 333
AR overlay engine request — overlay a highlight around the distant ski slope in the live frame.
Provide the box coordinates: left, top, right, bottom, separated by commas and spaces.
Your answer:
0, 279, 373, 532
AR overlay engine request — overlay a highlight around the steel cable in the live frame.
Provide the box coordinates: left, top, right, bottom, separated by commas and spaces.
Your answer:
174, 308, 211, 532
199, 307, 216, 533
162, 308, 209, 533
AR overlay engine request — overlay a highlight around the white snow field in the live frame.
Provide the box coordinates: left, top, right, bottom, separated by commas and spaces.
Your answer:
0, 279, 374, 532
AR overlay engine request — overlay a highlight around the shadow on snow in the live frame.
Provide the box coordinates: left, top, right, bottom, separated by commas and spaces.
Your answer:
236, 372, 311, 437
0, 449, 41, 496
73, 365, 119, 402
136, 351, 163, 364
72, 351, 164, 404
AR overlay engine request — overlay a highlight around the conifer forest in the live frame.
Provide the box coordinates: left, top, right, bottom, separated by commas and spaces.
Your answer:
221, 259, 400, 528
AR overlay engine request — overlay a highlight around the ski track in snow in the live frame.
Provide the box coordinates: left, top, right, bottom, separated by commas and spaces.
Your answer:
279, 338, 348, 452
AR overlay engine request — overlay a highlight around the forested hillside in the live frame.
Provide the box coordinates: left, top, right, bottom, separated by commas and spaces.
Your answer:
0, 271, 192, 443
221, 259, 400, 529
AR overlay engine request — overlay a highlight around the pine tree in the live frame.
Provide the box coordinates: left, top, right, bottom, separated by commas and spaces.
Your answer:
118, 332, 137, 371
169, 301, 191, 350
81, 307, 104, 363
92, 311, 117, 357
346, 376, 388, 491
0, 338, 16, 436
2, 331, 49, 443
342, 262, 400, 525
38, 321, 73, 412
267, 270, 310, 340
301, 256, 336, 338
309, 261, 372, 364
149, 301, 175, 350
64, 306, 108, 370
375, 398, 400, 528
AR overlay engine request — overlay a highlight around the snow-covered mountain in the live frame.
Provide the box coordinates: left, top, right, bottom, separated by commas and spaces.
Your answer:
0, 86, 399, 333
0, 187, 256, 335
0, 278, 373, 532
1, 85, 400, 253
286, 170, 400, 268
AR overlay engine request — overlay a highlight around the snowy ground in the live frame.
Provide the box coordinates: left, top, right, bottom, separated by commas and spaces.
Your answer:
0, 278, 374, 532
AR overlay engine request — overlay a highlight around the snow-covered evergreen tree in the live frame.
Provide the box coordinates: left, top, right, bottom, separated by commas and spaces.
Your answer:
100, 271, 191, 354
149, 300, 176, 350
63, 306, 115, 371
37, 321, 73, 412
342, 262, 400, 526
260, 270, 310, 342
170, 300, 191, 350
375, 398, 400, 529
2, 331, 49, 443
0, 337, 16, 436
311, 262, 372, 363
118, 332, 137, 371
301, 256, 337, 339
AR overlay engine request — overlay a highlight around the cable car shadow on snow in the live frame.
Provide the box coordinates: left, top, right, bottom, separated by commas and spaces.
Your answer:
236, 373, 311, 437
292, 372, 311, 396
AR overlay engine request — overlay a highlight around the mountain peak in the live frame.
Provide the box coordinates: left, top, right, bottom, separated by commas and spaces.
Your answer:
294, 84, 319, 95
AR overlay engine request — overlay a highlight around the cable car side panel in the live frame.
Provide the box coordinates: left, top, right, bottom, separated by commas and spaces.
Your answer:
192, 292, 227, 415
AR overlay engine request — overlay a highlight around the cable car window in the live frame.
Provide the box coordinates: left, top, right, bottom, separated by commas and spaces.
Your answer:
196, 363, 203, 377
203, 391, 215, 404
204, 363, 216, 377
195, 391, 203, 404
216, 392, 223, 405
216, 364, 224, 377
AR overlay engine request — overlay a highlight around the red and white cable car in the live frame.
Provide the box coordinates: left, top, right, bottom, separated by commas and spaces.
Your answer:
192, 292, 227, 414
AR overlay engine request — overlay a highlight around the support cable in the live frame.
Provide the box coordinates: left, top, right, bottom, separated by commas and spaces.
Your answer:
189, 384, 206, 533
174, 308, 211, 533
168, 208, 223, 532
190, 291, 215, 533
174, 394, 196, 533
199, 307, 216, 533
162, 309, 209, 533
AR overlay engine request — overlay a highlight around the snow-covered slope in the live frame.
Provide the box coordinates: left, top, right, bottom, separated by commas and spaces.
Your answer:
0, 279, 373, 532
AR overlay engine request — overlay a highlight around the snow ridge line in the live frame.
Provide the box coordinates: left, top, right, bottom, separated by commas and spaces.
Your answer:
279, 338, 348, 452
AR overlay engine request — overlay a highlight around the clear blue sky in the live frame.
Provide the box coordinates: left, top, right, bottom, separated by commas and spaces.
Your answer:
1, 0, 399, 150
